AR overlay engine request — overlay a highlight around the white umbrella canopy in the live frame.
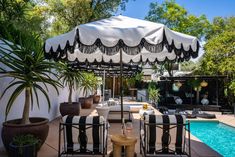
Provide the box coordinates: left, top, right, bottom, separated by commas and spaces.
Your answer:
44, 15, 200, 121
44, 15, 199, 63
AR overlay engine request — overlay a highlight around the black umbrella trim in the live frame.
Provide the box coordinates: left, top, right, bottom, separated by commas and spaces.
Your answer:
44, 28, 200, 63
67, 60, 141, 77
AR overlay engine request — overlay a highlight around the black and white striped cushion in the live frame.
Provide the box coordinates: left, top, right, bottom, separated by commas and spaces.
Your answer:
62, 115, 106, 153
143, 115, 186, 154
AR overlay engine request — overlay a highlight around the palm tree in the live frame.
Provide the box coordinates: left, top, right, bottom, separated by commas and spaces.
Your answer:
0, 35, 61, 124
80, 72, 96, 97
58, 62, 83, 103
79, 72, 97, 108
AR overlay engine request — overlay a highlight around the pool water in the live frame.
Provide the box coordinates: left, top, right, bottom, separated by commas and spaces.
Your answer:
190, 121, 235, 157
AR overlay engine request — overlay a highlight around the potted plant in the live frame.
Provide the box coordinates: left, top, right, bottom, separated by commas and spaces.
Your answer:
148, 85, 160, 108
79, 72, 95, 109
58, 62, 83, 116
0, 34, 61, 151
91, 75, 101, 104
9, 134, 40, 157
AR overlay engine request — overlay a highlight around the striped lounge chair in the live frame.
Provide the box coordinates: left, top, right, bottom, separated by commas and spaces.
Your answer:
140, 115, 191, 157
59, 115, 108, 157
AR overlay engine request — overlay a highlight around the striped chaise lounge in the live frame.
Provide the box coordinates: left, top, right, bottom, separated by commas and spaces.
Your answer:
59, 115, 108, 157
140, 115, 191, 157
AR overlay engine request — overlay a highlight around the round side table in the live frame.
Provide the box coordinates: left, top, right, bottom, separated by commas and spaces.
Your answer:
111, 134, 137, 157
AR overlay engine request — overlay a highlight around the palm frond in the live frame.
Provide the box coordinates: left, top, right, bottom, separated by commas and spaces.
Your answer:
34, 84, 51, 113
5, 84, 25, 120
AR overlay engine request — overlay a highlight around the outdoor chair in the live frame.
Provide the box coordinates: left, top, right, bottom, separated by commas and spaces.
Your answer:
58, 115, 108, 157
140, 115, 191, 157
192, 108, 216, 119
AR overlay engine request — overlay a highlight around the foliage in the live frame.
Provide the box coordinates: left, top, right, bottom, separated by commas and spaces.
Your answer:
12, 134, 40, 155
145, 0, 211, 40
147, 82, 160, 103
0, 33, 61, 124
126, 72, 143, 87
180, 61, 198, 71
80, 72, 98, 97
197, 16, 235, 103
12, 134, 40, 147
145, 0, 211, 76
45, 0, 130, 35
58, 62, 83, 103
187, 78, 201, 91
0, 0, 49, 41
205, 16, 235, 40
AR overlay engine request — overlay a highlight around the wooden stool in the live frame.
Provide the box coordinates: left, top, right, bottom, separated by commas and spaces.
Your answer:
111, 134, 137, 157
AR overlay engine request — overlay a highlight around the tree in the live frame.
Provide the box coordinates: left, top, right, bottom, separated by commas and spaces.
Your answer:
145, 0, 210, 39
145, 0, 211, 76
0, 33, 61, 124
198, 16, 235, 104
180, 61, 198, 71
58, 62, 83, 103
45, 0, 130, 35
0, 0, 49, 41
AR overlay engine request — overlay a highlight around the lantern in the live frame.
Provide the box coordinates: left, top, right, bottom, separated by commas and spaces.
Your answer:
200, 80, 208, 87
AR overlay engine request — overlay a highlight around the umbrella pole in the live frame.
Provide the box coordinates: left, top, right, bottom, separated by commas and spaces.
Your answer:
103, 70, 105, 102
120, 49, 124, 123
113, 76, 115, 98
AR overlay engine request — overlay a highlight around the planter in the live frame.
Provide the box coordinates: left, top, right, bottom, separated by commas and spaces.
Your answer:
60, 102, 81, 117
1, 117, 49, 151
93, 95, 101, 104
8, 142, 37, 157
79, 96, 93, 109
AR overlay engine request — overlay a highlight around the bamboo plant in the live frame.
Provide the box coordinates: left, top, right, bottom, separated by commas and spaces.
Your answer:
0, 35, 61, 124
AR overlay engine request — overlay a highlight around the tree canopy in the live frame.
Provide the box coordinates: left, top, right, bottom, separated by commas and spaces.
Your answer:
145, 0, 211, 40
197, 16, 235, 99
144, 0, 211, 76
45, 0, 130, 35
0, 0, 48, 41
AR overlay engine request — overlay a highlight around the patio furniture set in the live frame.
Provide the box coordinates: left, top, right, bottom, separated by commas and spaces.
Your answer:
58, 114, 190, 157
43, 15, 199, 157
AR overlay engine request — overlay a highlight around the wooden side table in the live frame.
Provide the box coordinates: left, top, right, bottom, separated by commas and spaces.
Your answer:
111, 134, 137, 157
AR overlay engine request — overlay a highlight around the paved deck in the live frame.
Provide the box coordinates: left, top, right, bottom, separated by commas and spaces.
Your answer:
1, 103, 234, 157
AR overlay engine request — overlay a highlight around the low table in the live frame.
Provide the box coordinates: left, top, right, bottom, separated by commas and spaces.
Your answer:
111, 134, 137, 157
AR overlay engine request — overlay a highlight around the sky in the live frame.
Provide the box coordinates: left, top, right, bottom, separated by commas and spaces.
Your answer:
117, 0, 235, 21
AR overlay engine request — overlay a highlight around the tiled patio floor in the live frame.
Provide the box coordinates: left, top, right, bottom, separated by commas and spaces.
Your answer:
1, 103, 234, 157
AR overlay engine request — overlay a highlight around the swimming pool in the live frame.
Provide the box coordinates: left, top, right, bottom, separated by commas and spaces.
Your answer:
190, 121, 235, 157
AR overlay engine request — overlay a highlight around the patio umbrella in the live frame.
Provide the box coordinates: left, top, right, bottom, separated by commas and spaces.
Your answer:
44, 15, 200, 121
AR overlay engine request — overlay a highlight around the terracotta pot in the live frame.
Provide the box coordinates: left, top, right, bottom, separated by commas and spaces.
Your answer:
79, 97, 93, 109
1, 117, 49, 152
93, 95, 101, 104
59, 102, 80, 117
